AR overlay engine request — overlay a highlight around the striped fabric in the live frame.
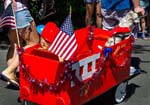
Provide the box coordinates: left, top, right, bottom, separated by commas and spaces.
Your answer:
0, 0, 16, 29
48, 15, 78, 60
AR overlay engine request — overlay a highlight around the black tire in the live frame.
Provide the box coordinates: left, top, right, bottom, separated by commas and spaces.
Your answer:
113, 81, 128, 104
21, 100, 37, 105
21, 100, 28, 105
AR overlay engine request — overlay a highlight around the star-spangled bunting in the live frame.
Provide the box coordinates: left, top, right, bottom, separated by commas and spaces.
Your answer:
0, 0, 16, 29
48, 15, 78, 60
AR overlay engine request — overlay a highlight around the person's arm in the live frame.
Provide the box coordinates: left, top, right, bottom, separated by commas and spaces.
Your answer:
39, 0, 48, 16
132, 0, 140, 8
132, 0, 145, 15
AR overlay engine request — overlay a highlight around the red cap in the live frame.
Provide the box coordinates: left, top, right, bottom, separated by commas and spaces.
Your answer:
41, 22, 59, 43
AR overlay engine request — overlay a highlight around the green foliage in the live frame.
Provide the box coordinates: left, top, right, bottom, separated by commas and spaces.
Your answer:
29, 0, 86, 29
29, 1, 39, 16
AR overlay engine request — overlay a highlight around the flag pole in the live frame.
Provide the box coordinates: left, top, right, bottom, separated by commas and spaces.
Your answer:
69, 5, 72, 17
11, 1, 21, 48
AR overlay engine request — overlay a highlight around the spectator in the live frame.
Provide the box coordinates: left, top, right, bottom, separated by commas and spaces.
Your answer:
101, 0, 144, 30
84, 0, 102, 28
0, 0, 39, 88
146, 4, 150, 35
147, 4, 150, 38
135, 0, 149, 39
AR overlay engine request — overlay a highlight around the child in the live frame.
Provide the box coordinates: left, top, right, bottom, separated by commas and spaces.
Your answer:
37, 22, 64, 62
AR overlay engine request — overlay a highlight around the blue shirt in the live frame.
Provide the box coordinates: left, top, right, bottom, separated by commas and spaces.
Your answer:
101, 0, 133, 10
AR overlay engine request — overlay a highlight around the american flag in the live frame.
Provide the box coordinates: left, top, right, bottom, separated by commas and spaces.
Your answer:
0, 0, 16, 29
48, 15, 78, 60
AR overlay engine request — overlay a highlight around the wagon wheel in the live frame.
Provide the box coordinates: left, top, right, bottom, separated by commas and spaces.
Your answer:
113, 81, 128, 104
21, 100, 37, 105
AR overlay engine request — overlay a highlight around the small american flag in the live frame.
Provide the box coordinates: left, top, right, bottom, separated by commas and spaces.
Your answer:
48, 15, 78, 60
0, 0, 16, 29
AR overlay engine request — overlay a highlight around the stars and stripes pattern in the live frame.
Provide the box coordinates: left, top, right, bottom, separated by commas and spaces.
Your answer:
48, 15, 78, 60
0, 0, 16, 29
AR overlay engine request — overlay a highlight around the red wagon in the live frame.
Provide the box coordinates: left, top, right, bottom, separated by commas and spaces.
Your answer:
19, 21, 134, 105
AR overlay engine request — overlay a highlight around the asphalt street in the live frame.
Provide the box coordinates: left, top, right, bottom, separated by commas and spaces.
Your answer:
0, 38, 150, 105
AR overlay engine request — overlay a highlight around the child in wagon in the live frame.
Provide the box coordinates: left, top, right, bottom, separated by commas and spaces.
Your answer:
37, 22, 64, 62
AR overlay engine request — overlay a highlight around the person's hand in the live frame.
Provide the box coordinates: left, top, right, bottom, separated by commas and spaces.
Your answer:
38, 8, 46, 17
40, 37, 49, 50
37, 2, 47, 20
134, 6, 145, 15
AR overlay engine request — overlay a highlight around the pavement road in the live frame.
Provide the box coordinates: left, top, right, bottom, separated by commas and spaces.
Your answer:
0, 38, 150, 105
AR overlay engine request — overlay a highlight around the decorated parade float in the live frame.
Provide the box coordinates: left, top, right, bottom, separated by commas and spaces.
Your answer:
19, 11, 140, 105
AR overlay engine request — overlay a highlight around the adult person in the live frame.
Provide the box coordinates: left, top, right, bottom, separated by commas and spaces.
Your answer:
0, 0, 40, 88
38, 0, 48, 17
101, 0, 145, 30
31, 0, 55, 21
84, 0, 102, 28
135, 0, 149, 39
146, 2, 150, 35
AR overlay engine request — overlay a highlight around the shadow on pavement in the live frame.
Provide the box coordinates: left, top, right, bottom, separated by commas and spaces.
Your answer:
131, 57, 141, 69
0, 80, 19, 91
6, 84, 19, 90
85, 87, 115, 105
131, 57, 147, 74
133, 44, 150, 54
0, 44, 9, 50
124, 83, 140, 102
